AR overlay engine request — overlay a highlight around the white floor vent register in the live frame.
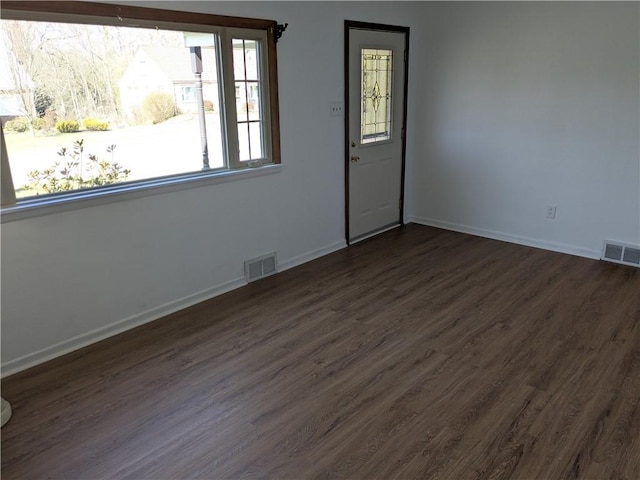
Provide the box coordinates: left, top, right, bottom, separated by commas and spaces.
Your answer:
601, 240, 640, 268
244, 252, 278, 282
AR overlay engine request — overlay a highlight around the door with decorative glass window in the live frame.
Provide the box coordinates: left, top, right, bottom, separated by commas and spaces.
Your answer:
347, 25, 408, 243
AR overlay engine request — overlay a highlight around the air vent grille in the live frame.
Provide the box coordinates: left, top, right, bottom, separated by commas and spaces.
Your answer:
263, 255, 277, 276
601, 241, 640, 268
604, 244, 623, 261
244, 252, 278, 282
622, 247, 640, 265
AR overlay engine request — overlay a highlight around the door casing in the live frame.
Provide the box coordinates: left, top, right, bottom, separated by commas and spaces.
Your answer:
344, 20, 410, 244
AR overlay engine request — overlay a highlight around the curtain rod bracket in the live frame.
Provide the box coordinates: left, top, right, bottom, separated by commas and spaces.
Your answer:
275, 23, 288, 43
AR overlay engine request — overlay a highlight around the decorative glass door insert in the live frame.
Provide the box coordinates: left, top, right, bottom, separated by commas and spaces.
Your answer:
360, 48, 393, 144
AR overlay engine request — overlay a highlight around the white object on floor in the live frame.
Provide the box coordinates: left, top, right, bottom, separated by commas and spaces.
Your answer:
1, 397, 12, 427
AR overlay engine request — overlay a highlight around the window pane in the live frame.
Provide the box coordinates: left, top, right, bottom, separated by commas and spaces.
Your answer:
232, 39, 258, 80
204, 100, 225, 169
237, 122, 250, 161
1, 19, 226, 198
360, 48, 393, 144
235, 82, 261, 123
243, 40, 258, 80
249, 121, 263, 160
237, 122, 262, 162
245, 82, 261, 121
232, 39, 246, 80
235, 82, 249, 123
233, 38, 265, 163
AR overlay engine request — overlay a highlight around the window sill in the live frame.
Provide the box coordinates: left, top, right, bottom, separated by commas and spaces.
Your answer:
1, 164, 283, 224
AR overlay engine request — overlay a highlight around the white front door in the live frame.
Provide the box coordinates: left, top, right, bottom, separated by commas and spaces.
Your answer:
347, 27, 407, 242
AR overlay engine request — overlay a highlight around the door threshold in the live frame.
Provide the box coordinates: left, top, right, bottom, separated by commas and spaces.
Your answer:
349, 223, 401, 244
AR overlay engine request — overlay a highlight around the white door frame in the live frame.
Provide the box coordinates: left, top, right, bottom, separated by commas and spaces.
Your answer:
344, 20, 410, 244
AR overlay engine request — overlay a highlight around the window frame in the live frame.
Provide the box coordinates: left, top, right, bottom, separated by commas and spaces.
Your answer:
0, 0, 282, 215
223, 28, 272, 168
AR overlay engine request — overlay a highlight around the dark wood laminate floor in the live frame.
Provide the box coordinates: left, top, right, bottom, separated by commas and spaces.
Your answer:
2, 224, 639, 479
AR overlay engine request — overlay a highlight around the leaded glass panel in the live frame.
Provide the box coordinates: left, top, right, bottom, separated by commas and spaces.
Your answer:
360, 48, 393, 144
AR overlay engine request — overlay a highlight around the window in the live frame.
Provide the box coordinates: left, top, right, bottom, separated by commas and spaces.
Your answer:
360, 48, 393, 144
0, 1, 281, 207
234, 39, 263, 161
181, 86, 196, 103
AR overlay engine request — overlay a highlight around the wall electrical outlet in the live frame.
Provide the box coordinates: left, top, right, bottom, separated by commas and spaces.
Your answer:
546, 205, 557, 219
330, 102, 344, 117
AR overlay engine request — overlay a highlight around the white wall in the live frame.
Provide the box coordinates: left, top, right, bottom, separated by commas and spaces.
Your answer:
409, 2, 640, 257
3, 1, 638, 375
0, 2, 422, 374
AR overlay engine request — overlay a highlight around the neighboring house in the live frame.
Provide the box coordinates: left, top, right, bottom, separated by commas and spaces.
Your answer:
0, 43, 35, 123
118, 45, 219, 117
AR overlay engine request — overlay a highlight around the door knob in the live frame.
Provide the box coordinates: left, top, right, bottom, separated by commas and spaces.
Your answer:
350, 156, 360, 162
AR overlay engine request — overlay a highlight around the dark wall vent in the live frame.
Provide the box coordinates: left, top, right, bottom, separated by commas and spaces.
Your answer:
244, 252, 278, 282
602, 240, 640, 268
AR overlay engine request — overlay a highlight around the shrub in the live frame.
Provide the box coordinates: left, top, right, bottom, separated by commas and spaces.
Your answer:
22, 141, 130, 194
127, 105, 147, 126
32, 118, 45, 131
44, 108, 58, 130
4, 117, 29, 133
82, 118, 109, 131
142, 91, 177, 124
203, 99, 214, 112
55, 120, 80, 133
34, 89, 53, 118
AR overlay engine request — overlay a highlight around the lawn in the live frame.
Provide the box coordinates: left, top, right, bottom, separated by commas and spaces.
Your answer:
5, 113, 226, 198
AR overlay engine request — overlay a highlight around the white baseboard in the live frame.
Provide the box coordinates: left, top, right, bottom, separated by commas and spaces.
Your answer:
408, 216, 600, 260
279, 240, 347, 272
1, 239, 348, 377
1, 276, 247, 377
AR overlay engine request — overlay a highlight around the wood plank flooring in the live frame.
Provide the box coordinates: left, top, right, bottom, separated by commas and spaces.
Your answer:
1, 224, 639, 479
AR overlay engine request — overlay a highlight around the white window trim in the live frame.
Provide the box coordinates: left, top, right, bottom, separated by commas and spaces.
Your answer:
222, 27, 272, 168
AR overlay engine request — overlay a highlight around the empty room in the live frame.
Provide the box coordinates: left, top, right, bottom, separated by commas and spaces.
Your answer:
1, 1, 638, 478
